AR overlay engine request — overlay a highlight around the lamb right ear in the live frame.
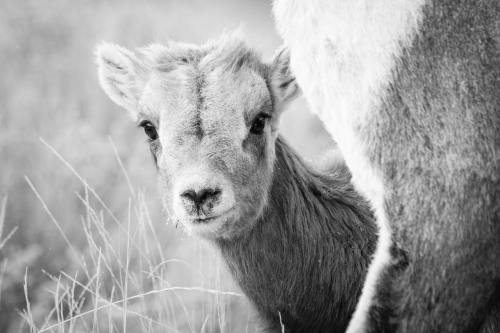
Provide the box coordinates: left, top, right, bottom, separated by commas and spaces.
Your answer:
270, 47, 300, 106
95, 42, 148, 117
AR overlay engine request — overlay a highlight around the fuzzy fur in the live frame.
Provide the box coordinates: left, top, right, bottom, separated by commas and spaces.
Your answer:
217, 137, 378, 333
96, 35, 277, 239
273, 0, 500, 332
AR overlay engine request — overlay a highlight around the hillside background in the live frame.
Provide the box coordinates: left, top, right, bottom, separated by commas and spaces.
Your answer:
0, 0, 333, 332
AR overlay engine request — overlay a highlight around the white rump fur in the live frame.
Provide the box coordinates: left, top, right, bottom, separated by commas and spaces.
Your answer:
273, 1, 425, 332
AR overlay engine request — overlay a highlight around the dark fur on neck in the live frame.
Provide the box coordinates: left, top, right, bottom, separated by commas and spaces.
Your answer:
217, 137, 378, 333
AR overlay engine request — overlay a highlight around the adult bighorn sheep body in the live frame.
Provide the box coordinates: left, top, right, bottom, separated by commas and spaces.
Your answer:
273, 0, 500, 332
95, 37, 382, 332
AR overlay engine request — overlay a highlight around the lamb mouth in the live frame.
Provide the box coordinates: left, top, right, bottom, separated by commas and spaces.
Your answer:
193, 216, 216, 224
190, 208, 235, 224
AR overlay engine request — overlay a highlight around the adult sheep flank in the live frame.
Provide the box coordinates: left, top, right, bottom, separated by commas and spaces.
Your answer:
273, 0, 500, 332
95, 36, 387, 332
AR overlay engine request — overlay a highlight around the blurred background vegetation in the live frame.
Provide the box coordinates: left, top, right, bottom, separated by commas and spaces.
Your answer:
0, 0, 333, 332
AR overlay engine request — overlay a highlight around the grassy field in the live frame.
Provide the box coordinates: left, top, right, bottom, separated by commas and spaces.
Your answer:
0, 1, 333, 332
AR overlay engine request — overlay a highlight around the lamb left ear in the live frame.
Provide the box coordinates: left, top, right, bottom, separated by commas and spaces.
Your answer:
95, 42, 148, 118
270, 47, 300, 106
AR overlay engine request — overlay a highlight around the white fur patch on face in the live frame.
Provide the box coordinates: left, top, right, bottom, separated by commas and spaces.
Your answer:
272, 1, 426, 332
201, 66, 270, 146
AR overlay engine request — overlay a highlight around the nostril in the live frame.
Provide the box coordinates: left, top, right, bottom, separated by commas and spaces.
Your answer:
180, 189, 198, 203
199, 188, 222, 203
180, 188, 222, 207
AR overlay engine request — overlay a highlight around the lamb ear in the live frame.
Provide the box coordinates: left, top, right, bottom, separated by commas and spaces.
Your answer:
270, 47, 300, 106
95, 42, 148, 117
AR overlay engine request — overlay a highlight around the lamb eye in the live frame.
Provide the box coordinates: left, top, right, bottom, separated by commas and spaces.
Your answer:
250, 114, 270, 135
139, 120, 158, 141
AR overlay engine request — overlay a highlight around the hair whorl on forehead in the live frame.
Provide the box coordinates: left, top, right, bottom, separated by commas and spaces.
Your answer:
133, 32, 266, 76
137, 42, 205, 72
199, 32, 266, 74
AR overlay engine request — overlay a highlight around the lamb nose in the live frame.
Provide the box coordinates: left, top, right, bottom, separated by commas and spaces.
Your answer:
180, 188, 222, 208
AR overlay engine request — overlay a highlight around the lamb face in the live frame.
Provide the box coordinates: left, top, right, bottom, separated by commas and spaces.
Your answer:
96, 36, 298, 239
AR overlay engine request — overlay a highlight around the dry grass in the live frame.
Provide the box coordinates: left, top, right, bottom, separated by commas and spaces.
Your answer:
18, 139, 256, 333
